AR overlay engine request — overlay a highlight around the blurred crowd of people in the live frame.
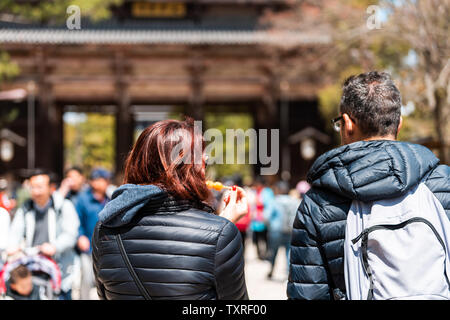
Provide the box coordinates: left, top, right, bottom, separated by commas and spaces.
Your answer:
213, 175, 310, 280
0, 166, 309, 300
0, 167, 116, 300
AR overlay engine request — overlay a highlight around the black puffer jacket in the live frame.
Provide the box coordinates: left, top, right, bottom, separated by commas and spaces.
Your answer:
287, 140, 450, 300
92, 184, 248, 300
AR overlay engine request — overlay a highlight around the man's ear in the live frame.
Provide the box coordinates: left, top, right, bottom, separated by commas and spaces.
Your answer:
342, 113, 354, 136
398, 116, 403, 132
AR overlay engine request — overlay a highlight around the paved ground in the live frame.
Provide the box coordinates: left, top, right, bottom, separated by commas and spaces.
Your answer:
244, 237, 288, 300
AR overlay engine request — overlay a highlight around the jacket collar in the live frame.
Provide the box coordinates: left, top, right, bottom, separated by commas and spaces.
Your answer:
98, 183, 214, 228
307, 140, 439, 202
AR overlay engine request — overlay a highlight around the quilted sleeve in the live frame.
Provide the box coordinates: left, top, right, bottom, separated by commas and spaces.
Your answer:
213, 219, 248, 300
425, 164, 450, 219
287, 194, 332, 300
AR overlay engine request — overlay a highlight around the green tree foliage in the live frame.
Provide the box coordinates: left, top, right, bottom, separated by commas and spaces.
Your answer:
0, 52, 20, 128
0, 52, 19, 84
204, 112, 253, 182
0, 106, 19, 128
64, 113, 115, 174
0, 0, 122, 24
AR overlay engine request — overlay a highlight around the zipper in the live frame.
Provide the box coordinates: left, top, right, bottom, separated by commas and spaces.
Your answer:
351, 217, 450, 300
352, 217, 447, 250
116, 234, 152, 300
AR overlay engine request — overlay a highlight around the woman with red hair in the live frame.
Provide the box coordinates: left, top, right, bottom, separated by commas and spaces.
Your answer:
92, 119, 249, 300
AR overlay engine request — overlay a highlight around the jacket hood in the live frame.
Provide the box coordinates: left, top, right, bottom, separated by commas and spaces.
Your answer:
98, 184, 167, 228
307, 140, 439, 202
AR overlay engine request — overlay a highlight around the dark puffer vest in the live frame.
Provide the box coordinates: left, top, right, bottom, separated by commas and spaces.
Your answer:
287, 140, 450, 300
92, 184, 248, 300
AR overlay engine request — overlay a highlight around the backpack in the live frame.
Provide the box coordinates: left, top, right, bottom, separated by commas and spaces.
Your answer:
344, 182, 450, 300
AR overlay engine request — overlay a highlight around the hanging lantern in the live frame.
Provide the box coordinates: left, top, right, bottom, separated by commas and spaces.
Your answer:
300, 138, 316, 160
0, 139, 14, 162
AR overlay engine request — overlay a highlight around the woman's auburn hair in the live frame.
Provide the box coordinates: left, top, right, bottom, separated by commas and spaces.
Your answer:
123, 118, 212, 203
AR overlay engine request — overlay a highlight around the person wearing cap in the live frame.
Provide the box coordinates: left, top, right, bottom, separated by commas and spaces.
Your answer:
75, 168, 111, 300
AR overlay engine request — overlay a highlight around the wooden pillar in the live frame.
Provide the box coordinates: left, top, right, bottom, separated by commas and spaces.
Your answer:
257, 51, 285, 181
251, 102, 263, 179
114, 51, 133, 176
34, 47, 45, 172
51, 103, 64, 179
279, 80, 291, 182
35, 46, 63, 178
186, 53, 205, 122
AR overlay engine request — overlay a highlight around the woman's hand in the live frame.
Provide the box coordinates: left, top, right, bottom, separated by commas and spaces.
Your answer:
219, 186, 248, 224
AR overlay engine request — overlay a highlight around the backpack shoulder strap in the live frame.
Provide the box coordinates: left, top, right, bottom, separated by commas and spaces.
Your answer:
21, 199, 34, 242
50, 196, 63, 218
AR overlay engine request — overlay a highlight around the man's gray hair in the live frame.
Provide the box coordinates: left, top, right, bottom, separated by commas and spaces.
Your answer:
340, 71, 402, 137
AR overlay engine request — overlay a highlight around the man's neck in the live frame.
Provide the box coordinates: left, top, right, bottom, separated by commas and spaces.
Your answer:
363, 135, 396, 142
35, 198, 51, 211
343, 135, 397, 146
92, 190, 105, 203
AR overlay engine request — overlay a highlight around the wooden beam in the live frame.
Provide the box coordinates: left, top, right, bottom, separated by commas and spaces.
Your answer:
185, 51, 206, 120
114, 50, 134, 175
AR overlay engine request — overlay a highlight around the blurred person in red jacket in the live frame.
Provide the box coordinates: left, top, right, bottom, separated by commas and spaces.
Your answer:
235, 204, 251, 252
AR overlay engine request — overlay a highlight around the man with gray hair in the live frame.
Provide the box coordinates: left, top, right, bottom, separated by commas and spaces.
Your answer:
287, 71, 450, 300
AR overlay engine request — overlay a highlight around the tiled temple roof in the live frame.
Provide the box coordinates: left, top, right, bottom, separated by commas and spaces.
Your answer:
0, 27, 330, 45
